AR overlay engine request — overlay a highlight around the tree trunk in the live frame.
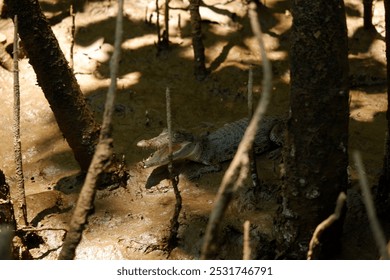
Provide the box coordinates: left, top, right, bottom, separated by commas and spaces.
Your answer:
0, 170, 16, 259
0, 170, 15, 231
5, 0, 100, 172
363, 0, 375, 30
376, 0, 390, 215
275, 0, 349, 259
189, 0, 208, 81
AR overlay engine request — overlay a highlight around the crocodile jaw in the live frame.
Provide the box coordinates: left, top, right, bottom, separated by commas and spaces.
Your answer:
142, 141, 202, 168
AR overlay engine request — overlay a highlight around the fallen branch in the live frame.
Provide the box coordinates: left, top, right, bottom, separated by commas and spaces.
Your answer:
58, 0, 124, 260
307, 192, 346, 260
19, 226, 67, 232
200, 3, 272, 259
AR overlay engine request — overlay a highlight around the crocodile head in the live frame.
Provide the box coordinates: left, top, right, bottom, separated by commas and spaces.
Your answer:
137, 129, 203, 168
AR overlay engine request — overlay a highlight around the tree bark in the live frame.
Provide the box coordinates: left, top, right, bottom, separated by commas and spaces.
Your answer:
275, 0, 349, 259
189, 0, 208, 81
0, 170, 15, 259
376, 0, 390, 215
363, 0, 375, 30
5, 0, 100, 172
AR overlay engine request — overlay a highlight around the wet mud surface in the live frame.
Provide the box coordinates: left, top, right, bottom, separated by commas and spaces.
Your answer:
0, 0, 389, 259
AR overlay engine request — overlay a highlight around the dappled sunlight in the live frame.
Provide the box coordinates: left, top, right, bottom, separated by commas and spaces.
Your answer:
78, 71, 142, 94
122, 34, 159, 51
0, 0, 388, 260
350, 91, 387, 122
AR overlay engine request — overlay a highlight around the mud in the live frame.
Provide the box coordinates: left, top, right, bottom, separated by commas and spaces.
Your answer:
0, 0, 388, 259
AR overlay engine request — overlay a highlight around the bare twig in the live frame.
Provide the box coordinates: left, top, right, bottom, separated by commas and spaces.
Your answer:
165, 87, 182, 255
247, 67, 254, 117
163, 0, 170, 44
200, 3, 272, 259
243, 220, 251, 260
156, 0, 161, 43
69, 4, 75, 71
307, 192, 346, 260
58, 0, 124, 260
177, 13, 182, 38
144, 5, 149, 23
12, 15, 28, 229
353, 151, 389, 260
166, 87, 173, 169
247, 67, 261, 189
19, 226, 67, 232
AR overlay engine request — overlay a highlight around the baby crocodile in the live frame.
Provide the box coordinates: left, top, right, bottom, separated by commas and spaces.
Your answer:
137, 116, 285, 176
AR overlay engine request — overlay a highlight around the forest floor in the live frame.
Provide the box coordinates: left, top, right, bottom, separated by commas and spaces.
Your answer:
0, 0, 389, 259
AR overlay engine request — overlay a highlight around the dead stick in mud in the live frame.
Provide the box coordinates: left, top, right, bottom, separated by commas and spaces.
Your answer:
200, 3, 272, 259
156, 0, 161, 43
247, 67, 261, 189
177, 13, 182, 39
165, 87, 182, 254
12, 15, 28, 229
307, 192, 346, 260
19, 226, 67, 232
58, 0, 124, 260
353, 151, 390, 260
69, 4, 75, 71
243, 220, 251, 260
163, 0, 170, 44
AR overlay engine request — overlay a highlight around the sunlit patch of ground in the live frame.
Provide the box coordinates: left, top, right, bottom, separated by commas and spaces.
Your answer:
0, 0, 388, 259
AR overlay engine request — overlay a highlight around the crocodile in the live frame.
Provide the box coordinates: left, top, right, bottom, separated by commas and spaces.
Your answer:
137, 115, 286, 178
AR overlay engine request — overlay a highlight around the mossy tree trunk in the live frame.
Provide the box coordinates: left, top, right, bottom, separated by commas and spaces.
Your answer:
5, 0, 100, 172
274, 0, 350, 259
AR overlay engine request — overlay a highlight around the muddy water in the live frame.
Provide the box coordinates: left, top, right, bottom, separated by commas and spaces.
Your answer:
0, 0, 388, 259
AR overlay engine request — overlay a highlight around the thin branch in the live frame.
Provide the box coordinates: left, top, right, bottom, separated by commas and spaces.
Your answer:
166, 87, 173, 168
247, 67, 254, 117
307, 192, 346, 260
243, 220, 251, 260
58, 0, 124, 260
12, 15, 28, 229
19, 226, 67, 232
247, 66, 261, 189
69, 3, 75, 71
156, 0, 161, 43
353, 151, 389, 260
163, 0, 170, 43
200, 2, 272, 259
165, 87, 182, 255
177, 13, 182, 39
